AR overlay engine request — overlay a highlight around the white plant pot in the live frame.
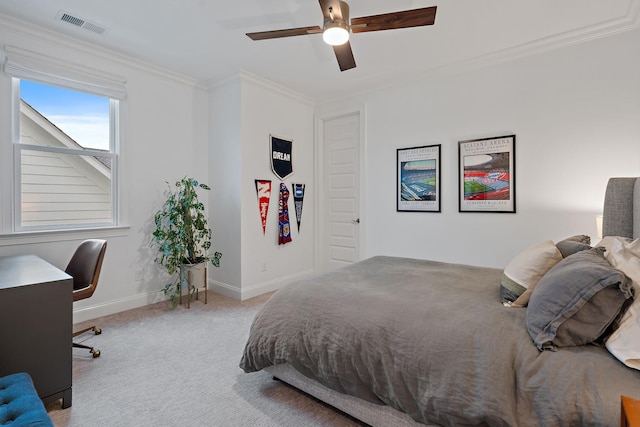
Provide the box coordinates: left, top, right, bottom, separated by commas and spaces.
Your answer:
179, 262, 209, 307
180, 262, 207, 291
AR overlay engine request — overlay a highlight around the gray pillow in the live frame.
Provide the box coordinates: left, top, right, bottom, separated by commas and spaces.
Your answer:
555, 234, 591, 258
560, 234, 591, 245
556, 240, 591, 258
526, 247, 634, 351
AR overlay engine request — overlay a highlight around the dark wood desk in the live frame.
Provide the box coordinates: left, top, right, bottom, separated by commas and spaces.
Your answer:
0, 254, 73, 408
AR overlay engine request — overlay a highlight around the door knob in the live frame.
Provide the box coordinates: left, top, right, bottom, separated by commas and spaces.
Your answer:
351, 218, 360, 224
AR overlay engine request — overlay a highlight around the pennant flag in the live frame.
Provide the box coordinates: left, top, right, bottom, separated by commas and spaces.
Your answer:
278, 182, 292, 245
255, 179, 272, 235
292, 183, 305, 232
271, 135, 293, 180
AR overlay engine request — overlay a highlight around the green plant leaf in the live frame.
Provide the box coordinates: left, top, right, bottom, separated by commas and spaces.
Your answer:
150, 176, 222, 306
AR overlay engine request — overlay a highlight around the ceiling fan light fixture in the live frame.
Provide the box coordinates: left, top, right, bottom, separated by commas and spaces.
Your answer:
323, 21, 350, 46
245, 2, 437, 72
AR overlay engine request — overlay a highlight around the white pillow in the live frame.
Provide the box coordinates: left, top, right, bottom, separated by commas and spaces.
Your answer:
603, 237, 640, 370
500, 240, 563, 306
595, 235, 632, 252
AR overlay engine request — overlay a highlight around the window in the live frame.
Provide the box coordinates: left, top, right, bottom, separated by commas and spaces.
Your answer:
15, 80, 118, 230
1, 45, 125, 232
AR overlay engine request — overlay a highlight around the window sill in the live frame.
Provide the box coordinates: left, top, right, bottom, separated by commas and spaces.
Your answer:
0, 225, 130, 247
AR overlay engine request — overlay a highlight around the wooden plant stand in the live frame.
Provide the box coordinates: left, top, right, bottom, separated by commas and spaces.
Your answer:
178, 265, 208, 308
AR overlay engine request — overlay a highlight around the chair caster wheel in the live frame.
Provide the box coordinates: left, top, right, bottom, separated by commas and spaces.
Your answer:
91, 349, 100, 358
94, 328, 102, 335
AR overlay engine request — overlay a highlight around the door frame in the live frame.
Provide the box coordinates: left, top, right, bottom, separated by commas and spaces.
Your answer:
314, 104, 367, 272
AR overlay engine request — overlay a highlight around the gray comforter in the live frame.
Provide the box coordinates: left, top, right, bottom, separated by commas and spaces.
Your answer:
240, 256, 640, 426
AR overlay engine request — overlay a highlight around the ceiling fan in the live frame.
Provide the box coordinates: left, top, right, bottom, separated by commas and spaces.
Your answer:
246, 1, 437, 72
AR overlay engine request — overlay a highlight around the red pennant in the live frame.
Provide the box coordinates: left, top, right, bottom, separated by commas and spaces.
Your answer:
255, 180, 272, 235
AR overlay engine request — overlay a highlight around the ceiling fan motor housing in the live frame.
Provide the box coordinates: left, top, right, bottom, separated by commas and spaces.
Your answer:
323, 1, 350, 45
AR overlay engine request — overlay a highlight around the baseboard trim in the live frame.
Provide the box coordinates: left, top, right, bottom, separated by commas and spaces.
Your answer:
73, 269, 316, 323
73, 290, 166, 324
209, 268, 315, 301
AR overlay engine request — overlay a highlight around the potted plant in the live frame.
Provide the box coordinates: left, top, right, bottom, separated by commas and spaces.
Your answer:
151, 177, 221, 307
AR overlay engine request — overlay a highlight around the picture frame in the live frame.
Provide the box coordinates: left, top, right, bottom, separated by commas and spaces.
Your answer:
397, 144, 441, 212
458, 135, 516, 213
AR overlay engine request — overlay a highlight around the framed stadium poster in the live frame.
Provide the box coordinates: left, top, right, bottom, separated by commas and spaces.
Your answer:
458, 135, 516, 213
397, 144, 441, 212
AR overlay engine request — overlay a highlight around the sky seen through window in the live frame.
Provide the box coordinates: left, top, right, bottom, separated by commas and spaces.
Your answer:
20, 80, 110, 150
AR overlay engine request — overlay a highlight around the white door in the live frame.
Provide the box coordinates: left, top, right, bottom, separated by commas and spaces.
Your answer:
321, 112, 360, 271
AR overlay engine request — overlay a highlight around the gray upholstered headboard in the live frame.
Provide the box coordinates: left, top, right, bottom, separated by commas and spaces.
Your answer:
602, 177, 640, 239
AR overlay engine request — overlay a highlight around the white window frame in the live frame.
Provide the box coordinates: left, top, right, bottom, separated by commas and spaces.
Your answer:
1, 45, 126, 234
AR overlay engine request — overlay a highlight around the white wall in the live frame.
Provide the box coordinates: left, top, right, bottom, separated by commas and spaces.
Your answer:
240, 74, 315, 299
209, 78, 242, 292
0, 16, 315, 321
2, 15, 639, 322
319, 28, 640, 268
0, 16, 210, 322
209, 73, 316, 300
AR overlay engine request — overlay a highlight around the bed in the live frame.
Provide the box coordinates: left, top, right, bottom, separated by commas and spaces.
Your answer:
240, 177, 640, 426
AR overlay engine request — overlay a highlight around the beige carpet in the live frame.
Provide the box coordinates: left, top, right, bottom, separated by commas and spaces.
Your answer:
47, 291, 362, 426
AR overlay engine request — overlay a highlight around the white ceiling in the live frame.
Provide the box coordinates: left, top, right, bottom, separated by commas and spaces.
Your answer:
0, 0, 638, 102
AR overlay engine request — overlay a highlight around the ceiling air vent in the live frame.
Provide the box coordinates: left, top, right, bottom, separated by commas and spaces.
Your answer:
57, 11, 109, 35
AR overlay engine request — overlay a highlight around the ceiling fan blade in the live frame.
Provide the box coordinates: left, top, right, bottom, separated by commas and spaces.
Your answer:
246, 26, 322, 41
351, 6, 437, 33
318, 0, 344, 20
333, 41, 356, 71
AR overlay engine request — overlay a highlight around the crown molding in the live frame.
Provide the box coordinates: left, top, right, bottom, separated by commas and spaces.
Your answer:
208, 70, 314, 106
442, 0, 640, 76
318, 0, 640, 104
0, 13, 201, 88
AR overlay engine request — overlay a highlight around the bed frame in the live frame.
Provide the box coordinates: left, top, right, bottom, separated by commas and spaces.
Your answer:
267, 177, 640, 427
266, 364, 431, 427
603, 177, 640, 239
